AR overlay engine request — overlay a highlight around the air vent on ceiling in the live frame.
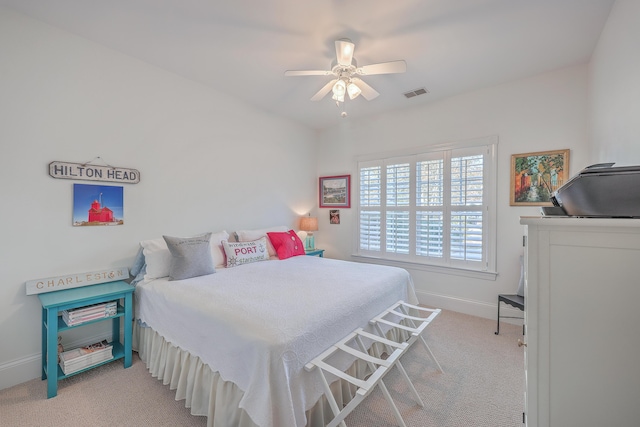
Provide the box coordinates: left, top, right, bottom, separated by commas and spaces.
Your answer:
403, 88, 429, 98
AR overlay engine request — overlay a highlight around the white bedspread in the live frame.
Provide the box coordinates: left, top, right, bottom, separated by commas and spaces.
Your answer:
135, 255, 417, 427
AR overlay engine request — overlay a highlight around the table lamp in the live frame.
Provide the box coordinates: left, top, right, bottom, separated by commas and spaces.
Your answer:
299, 215, 318, 250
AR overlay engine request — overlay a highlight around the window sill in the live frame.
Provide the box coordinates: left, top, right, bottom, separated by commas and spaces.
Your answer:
349, 254, 498, 281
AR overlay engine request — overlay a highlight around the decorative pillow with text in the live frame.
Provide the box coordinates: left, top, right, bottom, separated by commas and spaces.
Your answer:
236, 226, 288, 258
140, 230, 228, 280
222, 237, 270, 267
163, 233, 216, 280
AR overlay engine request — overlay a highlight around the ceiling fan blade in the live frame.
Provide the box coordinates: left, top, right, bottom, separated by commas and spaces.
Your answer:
310, 79, 338, 101
284, 70, 332, 77
351, 78, 379, 101
335, 39, 355, 66
357, 60, 407, 75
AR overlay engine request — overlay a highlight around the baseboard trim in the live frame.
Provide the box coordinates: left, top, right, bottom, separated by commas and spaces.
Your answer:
0, 330, 119, 391
0, 353, 41, 391
416, 290, 524, 325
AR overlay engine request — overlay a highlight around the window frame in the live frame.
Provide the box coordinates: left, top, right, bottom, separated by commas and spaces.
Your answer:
353, 136, 498, 280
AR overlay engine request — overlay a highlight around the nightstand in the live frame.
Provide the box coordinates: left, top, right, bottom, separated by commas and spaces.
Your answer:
38, 280, 134, 398
305, 249, 325, 257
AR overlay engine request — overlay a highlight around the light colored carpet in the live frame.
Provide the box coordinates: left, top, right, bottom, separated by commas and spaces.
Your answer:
0, 309, 523, 426
344, 309, 524, 427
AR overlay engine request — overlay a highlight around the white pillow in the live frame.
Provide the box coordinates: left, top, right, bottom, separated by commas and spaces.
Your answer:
141, 230, 229, 280
236, 226, 288, 258
141, 237, 172, 280
222, 237, 270, 267
210, 230, 230, 268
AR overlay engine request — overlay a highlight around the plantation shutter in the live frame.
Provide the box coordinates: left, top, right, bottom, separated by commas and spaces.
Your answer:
386, 162, 411, 254
359, 165, 382, 251
450, 154, 484, 262
356, 137, 495, 274
416, 158, 445, 259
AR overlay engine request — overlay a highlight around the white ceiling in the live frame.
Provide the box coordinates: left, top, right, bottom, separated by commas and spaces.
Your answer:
1, 0, 615, 130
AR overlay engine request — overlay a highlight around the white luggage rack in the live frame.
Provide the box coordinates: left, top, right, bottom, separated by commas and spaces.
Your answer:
305, 300, 442, 427
370, 301, 443, 373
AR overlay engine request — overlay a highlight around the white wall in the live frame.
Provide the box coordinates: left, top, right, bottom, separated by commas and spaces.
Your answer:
316, 65, 590, 316
0, 8, 317, 389
589, 0, 640, 164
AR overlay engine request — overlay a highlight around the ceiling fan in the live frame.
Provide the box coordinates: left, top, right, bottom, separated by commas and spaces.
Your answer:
285, 39, 407, 104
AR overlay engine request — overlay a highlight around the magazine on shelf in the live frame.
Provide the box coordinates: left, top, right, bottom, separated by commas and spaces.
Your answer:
62, 350, 112, 367
59, 340, 112, 363
62, 301, 118, 326
67, 299, 116, 312
63, 311, 109, 326
59, 340, 114, 375
61, 351, 113, 368
60, 354, 114, 375
64, 301, 117, 319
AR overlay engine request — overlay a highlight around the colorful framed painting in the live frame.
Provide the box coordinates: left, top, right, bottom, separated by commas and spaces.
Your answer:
319, 175, 351, 208
73, 183, 124, 226
510, 149, 570, 206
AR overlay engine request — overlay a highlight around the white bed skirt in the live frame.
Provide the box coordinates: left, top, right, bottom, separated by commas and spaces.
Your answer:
133, 322, 396, 427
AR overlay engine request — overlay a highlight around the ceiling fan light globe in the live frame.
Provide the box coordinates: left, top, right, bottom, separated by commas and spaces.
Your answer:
347, 82, 362, 100
332, 79, 346, 97
332, 93, 345, 103
335, 39, 355, 66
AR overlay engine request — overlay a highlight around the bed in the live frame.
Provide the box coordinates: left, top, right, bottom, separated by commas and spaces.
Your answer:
131, 229, 418, 427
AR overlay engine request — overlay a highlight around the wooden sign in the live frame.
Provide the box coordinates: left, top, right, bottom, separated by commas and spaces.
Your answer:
26, 267, 130, 295
49, 161, 140, 184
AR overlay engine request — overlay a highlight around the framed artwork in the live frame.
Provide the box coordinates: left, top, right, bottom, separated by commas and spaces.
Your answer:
319, 175, 351, 208
329, 209, 340, 224
510, 149, 570, 206
73, 183, 124, 226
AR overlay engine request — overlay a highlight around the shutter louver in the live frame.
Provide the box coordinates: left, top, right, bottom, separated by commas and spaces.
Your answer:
360, 166, 381, 207
360, 211, 381, 251
416, 159, 444, 206
386, 164, 410, 206
450, 212, 483, 261
416, 212, 444, 257
386, 211, 410, 254
451, 155, 483, 206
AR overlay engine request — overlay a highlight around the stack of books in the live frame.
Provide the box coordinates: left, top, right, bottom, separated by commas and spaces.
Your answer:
62, 301, 117, 326
59, 340, 113, 375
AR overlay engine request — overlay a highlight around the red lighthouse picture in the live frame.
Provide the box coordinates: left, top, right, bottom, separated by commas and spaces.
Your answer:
73, 184, 123, 226
88, 198, 114, 222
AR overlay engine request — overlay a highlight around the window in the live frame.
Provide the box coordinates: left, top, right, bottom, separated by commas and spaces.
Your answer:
357, 137, 496, 274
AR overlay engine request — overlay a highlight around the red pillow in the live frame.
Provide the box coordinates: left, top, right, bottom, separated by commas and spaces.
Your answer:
267, 230, 306, 260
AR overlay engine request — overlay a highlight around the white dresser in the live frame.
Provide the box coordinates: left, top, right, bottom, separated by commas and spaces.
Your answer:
520, 217, 640, 426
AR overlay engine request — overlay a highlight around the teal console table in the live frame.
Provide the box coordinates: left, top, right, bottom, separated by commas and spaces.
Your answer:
38, 280, 134, 398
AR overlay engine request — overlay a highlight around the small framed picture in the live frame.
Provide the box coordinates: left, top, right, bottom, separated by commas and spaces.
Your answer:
330, 210, 340, 224
319, 175, 351, 208
510, 149, 570, 206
